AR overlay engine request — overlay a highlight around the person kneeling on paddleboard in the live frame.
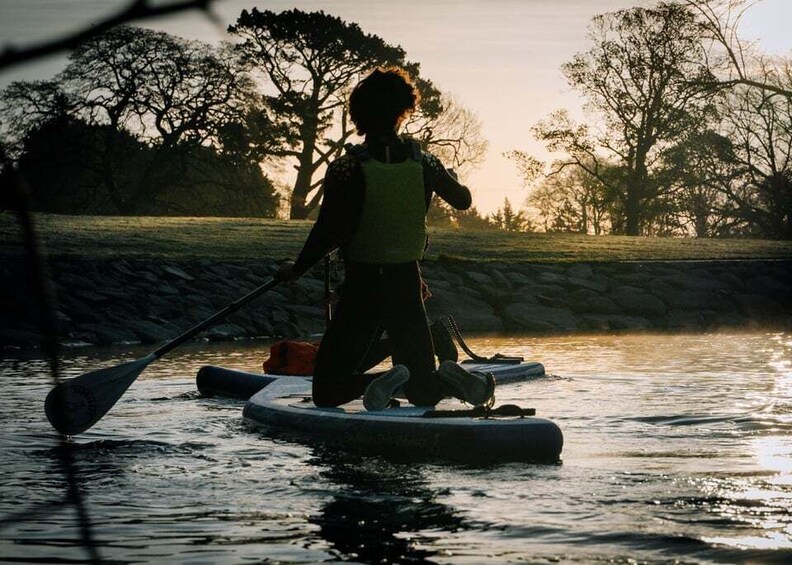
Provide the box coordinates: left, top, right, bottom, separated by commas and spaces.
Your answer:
274, 67, 494, 412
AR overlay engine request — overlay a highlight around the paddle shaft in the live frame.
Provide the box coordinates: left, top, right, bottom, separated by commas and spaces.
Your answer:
152, 278, 281, 359
324, 255, 333, 324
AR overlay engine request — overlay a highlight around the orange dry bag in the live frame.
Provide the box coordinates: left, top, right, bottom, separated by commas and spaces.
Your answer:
262, 340, 320, 376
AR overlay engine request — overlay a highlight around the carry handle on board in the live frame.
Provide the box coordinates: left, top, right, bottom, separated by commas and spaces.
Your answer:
44, 278, 283, 436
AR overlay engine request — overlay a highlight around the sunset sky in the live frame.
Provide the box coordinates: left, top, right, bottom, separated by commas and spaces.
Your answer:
1, 0, 791, 214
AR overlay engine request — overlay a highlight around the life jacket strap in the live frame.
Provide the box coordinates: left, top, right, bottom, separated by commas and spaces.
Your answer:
343, 139, 423, 163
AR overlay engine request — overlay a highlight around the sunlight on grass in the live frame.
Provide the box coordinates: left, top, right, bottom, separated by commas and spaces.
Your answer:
2, 213, 792, 263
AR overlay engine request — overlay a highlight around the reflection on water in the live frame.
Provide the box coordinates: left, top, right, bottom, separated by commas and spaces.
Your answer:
1, 332, 791, 563
309, 453, 465, 563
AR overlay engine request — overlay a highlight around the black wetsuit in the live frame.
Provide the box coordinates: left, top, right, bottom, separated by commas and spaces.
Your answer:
292, 136, 471, 407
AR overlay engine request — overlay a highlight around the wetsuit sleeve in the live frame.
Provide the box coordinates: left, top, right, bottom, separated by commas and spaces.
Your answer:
422, 152, 472, 210
291, 158, 363, 276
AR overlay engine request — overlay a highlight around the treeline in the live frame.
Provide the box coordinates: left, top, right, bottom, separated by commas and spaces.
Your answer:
509, 1, 792, 240
0, 27, 280, 217
0, 9, 487, 219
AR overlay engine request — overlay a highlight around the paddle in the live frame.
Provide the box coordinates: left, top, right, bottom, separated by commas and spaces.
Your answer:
45, 277, 283, 435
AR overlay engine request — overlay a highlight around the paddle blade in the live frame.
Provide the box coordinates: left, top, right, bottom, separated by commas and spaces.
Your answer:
44, 354, 155, 435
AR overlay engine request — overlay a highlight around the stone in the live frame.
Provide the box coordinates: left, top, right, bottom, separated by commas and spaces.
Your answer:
767, 263, 792, 284
489, 269, 513, 289
611, 284, 646, 295
98, 288, 130, 301
509, 291, 539, 304
666, 309, 704, 330
112, 261, 137, 277
272, 320, 301, 339
536, 294, 565, 307
127, 320, 173, 344
569, 296, 621, 315
441, 271, 465, 286
297, 277, 325, 296
659, 273, 727, 291
734, 294, 783, 317
657, 289, 724, 311
140, 271, 159, 283
66, 331, 98, 346
251, 317, 274, 336
705, 311, 750, 329
538, 271, 566, 285
205, 323, 246, 341
466, 271, 494, 286
612, 291, 666, 318
503, 271, 530, 285
566, 263, 594, 279
271, 309, 291, 323
249, 263, 276, 278
190, 277, 229, 293
518, 283, 566, 298
423, 278, 451, 290
162, 265, 194, 282
568, 288, 599, 302
58, 296, 94, 323
56, 272, 94, 289
457, 285, 483, 299
225, 264, 253, 277
746, 275, 789, 294
0, 328, 40, 348
578, 315, 611, 332
566, 275, 609, 293
75, 323, 139, 345
425, 289, 503, 332
74, 290, 109, 304
605, 315, 652, 331
284, 304, 324, 320
503, 303, 578, 332
157, 283, 180, 296
208, 264, 231, 278
714, 272, 746, 292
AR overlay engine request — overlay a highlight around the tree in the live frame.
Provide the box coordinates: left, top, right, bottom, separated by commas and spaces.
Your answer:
404, 93, 488, 175
719, 83, 792, 238
489, 198, 533, 232
684, 0, 792, 99
0, 80, 73, 157
56, 26, 262, 211
526, 163, 614, 234
1, 26, 282, 216
454, 205, 494, 230
229, 9, 427, 219
533, 3, 714, 235
658, 129, 741, 237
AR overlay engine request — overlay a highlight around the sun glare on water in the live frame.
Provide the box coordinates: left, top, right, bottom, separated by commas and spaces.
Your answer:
701, 334, 792, 551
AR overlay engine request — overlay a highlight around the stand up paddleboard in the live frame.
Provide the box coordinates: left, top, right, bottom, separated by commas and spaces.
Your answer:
198, 360, 562, 463
196, 360, 546, 400
242, 376, 563, 463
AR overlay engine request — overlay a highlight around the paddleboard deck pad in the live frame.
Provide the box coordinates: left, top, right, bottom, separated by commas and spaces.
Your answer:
197, 360, 546, 401
243, 376, 563, 463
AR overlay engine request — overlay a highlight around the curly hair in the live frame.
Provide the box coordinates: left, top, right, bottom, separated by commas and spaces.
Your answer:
349, 67, 420, 136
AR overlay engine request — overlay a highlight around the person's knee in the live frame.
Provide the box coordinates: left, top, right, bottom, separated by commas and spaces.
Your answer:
311, 379, 342, 407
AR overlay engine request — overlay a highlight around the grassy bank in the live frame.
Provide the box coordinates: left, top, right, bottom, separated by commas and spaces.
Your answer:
3, 213, 792, 263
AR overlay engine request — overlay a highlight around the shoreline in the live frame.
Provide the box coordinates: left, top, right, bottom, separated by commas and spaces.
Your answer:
2, 257, 790, 351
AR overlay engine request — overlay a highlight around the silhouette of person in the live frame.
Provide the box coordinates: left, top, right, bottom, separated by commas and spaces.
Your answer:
275, 68, 494, 411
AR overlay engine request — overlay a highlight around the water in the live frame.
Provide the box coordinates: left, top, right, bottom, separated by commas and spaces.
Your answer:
1, 332, 791, 563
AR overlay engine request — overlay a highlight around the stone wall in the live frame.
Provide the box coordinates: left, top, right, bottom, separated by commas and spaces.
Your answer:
2, 257, 790, 350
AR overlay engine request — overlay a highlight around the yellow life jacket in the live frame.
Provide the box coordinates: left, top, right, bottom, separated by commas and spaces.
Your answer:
345, 141, 427, 264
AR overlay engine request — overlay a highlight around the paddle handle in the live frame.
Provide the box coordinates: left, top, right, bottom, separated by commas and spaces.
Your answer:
153, 278, 281, 359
